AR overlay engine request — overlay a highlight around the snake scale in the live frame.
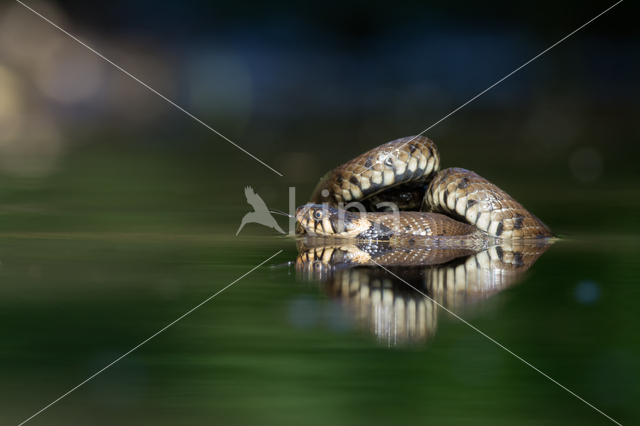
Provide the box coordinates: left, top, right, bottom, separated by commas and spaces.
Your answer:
296, 136, 553, 239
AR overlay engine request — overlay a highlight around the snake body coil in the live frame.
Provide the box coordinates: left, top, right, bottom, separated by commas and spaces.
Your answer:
297, 136, 553, 239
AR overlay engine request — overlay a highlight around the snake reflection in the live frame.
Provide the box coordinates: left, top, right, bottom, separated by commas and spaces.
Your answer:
295, 237, 552, 345
290, 135, 554, 344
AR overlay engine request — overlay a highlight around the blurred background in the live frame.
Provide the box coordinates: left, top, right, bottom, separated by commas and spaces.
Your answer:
0, 0, 638, 234
0, 0, 638, 425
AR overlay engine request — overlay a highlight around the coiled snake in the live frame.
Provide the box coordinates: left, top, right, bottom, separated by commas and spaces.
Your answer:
296, 136, 553, 239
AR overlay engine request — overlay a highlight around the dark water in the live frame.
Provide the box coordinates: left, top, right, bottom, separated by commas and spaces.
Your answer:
1, 145, 638, 426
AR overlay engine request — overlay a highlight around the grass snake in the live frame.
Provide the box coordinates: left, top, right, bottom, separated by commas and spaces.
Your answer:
296, 136, 553, 240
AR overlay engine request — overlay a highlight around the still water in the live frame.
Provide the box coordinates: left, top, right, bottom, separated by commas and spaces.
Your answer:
0, 146, 638, 425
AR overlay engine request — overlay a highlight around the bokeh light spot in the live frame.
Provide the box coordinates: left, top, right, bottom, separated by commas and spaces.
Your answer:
574, 280, 600, 305
35, 40, 105, 105
288, 296, 320, 329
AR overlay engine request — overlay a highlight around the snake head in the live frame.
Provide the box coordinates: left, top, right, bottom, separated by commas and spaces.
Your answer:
295, 204, 370, 237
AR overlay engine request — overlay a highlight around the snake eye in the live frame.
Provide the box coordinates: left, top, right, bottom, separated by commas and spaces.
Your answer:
313, 210, 323, 220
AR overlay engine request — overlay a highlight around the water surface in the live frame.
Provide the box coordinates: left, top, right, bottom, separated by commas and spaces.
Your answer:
0, 146, 638, 426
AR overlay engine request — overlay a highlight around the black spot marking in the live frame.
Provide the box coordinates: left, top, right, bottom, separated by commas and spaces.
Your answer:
495, 246, 504, 262
467, 199, 478, 209
409, 145, 417, 154
349, 176, 358, 185
408, 238, 415, 245
336, 175, 344, 184
513, 252, 524, 267
514, 215, 524, 229
428, 147, 435, 158
364, 158, 372, 168
358, 222, 394, 240
330, 219, 338, 234
457, 177, 469, 189
443, 189, 450, 204
495, 221, 504, 237
404, 225, 411, 231
384, 157, 394, 167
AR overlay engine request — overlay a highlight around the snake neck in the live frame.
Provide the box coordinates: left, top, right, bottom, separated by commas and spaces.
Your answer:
356, 221, 395, 240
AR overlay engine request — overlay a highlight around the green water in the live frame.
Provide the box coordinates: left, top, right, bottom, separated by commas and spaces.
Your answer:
0, 143, 638, 426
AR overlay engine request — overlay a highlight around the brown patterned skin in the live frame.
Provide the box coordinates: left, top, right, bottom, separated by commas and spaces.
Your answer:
297, 238, 550, 277
424, 168, 553, 239
295, 241, 477, 269
309, 136, 439, 208
295, 239, 552, 344
362, 211, 479, 237
299, 136, 553, 239
296, 204, 480, 238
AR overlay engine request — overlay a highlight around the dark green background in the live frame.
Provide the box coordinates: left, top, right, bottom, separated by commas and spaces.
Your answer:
0, 0, 638, 425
